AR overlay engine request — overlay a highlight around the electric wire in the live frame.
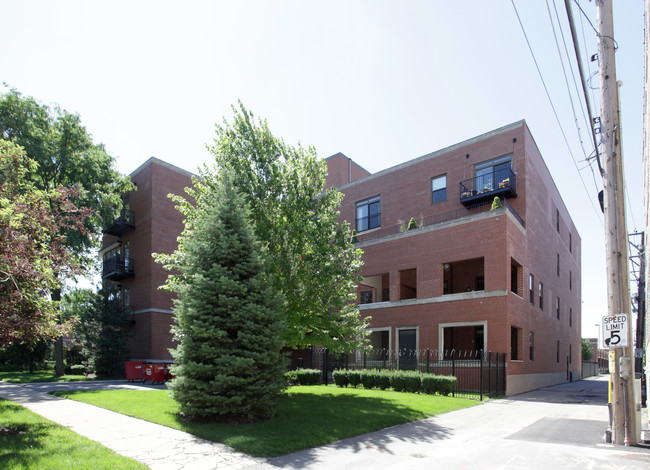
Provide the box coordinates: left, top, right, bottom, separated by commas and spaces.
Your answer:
511, 0, 603, 225
548, 0, 590, 164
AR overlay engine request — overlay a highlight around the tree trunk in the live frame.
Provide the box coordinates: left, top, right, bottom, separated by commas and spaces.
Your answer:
51, 287, 65, 376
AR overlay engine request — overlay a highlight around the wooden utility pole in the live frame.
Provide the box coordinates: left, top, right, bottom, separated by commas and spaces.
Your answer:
597, 0, 637, 446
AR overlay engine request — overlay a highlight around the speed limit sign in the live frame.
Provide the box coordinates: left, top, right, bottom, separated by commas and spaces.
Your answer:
601, 314, 629, 348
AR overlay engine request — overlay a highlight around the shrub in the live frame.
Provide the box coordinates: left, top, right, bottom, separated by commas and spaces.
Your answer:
403, 371, 422, 393
390, 372, 407, 392
332, 369, 349, 387
348, 370, 361, 388
285, 368, 320, 385
360, 370, 376, 389
437, 376, 457, 396
376, 370, 391, 390
70, 364, 87, 376
407, 217, 418, 230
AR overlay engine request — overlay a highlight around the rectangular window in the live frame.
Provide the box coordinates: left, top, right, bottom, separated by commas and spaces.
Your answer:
538, 282, 543, 310
431, 175, 447, 203
356, 196, 380, 232
529, 274, 534, 304
360, 291, 373, 304
556, 340, 560, 363
475, 276, 485, 291
556, 297, 560, 320
475, 155, 512, 192
570, 307, 573, 327
529, 331, 534, 361
569, 271, 572, 290
556, 208, 560, 232
569, 344, 572, 364
569, 232, 572, 253
511, 326, 520, 361
557, 253, 560, 277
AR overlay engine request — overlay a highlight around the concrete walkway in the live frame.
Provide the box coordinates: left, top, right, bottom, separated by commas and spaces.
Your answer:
0, 377, 649, 470
0, 380, 273, 470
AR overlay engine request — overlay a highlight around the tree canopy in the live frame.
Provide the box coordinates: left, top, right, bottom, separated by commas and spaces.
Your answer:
202, 103, 367, 353
0, 87, 133, 266
0, 141, 88, 346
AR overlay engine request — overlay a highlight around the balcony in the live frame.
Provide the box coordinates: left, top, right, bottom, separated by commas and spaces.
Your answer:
459, 169, 517, 207
103, 210, 135, 236
102, 256, 134, 281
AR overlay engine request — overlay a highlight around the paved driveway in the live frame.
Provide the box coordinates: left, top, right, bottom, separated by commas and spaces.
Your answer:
267, 376, 650, 470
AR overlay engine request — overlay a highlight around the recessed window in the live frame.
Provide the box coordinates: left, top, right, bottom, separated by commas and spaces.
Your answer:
556, 340, 560, 363
356, 196, 380, 232
569, 232, 572, 253
431, 175, 447, 203
556, 208, 560, 232
538, 282, 543, 310
557, 253, 560, 277
570, 307, 573, 327
529, 274, 534, 304
569, 271, 572, 290
511, 326, 521, 361
556, 297, 560, 320
529, 331, 534, 361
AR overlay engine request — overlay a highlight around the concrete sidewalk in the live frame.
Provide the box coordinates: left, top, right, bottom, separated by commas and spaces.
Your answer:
0, 380, 274, 470
1, 377, 649, 470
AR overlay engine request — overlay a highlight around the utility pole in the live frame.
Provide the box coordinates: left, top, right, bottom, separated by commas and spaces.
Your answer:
597, 0, 637, 446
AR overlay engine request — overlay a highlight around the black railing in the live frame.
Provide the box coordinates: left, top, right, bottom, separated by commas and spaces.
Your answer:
102, 256, 134, 280
291, 347, 506, 400
459, 168, 517, 206
103, 210, 135, 236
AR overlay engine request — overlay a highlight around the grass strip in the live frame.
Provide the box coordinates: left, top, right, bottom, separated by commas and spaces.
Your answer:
54, 385, 479, 457
0, 399, 147, 469
0, 371, 93, 383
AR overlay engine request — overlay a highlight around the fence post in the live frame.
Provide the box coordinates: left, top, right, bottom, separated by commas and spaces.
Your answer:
479, 351, 480, 401
322, 348, 329, 386
487, 351, 491, 398
451, 350, 456, 398
426, 348, 430, 374
309, 346, 313, 369
363, 350, 367, 369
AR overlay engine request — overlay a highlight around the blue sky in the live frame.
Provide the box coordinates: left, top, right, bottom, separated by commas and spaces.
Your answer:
2, 1, 645, 340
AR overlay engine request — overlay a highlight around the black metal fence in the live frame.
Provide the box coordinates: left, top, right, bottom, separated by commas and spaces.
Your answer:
290, 348, 506, 400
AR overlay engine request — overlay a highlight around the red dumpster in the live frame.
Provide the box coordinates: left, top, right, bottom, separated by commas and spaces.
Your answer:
142, 363, 154, 383
125, 361, 143, 382
151, 364, 167, 384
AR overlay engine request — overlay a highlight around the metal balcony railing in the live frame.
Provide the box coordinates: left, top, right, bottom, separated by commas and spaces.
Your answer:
103, 209, 135, 236
102, 256, 134, 281
459, 168, 517, 207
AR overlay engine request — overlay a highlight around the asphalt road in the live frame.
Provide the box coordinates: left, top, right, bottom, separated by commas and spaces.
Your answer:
266, 376, 650, 470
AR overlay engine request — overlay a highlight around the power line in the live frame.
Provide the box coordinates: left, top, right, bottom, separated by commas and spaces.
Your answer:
510, 0, 603, 224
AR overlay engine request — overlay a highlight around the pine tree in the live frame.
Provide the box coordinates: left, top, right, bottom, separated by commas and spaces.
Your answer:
159, 173, 287, 422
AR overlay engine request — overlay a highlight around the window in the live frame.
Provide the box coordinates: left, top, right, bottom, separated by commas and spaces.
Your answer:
511, 261, 521, 295
556, 340, 560, 363
529, 274, 534, 304
556, 297, 560, 319
538, 282, 543, 310
569, 232, 572, 253
475, 155, 512, 191
511, 326, 521, 360
360, 291, 373, 304
557, 253, 560, 277
475, 276, 484, 291
529, 331, 534, 361
569, 344, 572, 364
569, 271, 572, 290
570, 307, 573, 327
556, 208, 560, 232
356, 196, 380, 232
431, 175, 447, 203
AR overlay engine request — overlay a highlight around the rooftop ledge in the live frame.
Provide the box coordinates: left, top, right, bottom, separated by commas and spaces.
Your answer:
358, 290, 508, 310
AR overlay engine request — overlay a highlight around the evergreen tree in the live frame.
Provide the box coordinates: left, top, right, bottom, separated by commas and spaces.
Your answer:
157, 173, 287, 422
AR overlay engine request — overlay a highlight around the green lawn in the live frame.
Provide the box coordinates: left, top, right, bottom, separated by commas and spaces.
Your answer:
55, 385, 480, 457
0, 399, 147, 470
0, 370, 93, 383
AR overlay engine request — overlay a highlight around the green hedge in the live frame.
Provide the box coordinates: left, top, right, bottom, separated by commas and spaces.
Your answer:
285, 368, 321, 385
332, 369, 457, 395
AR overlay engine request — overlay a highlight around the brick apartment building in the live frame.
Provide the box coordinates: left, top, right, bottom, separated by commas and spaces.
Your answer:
327, 120, 582, 395
101, 157, 193, 362
102, 120, 581, 395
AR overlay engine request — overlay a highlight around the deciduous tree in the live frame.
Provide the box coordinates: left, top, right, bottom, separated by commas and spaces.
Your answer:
205, 103, 367, 353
